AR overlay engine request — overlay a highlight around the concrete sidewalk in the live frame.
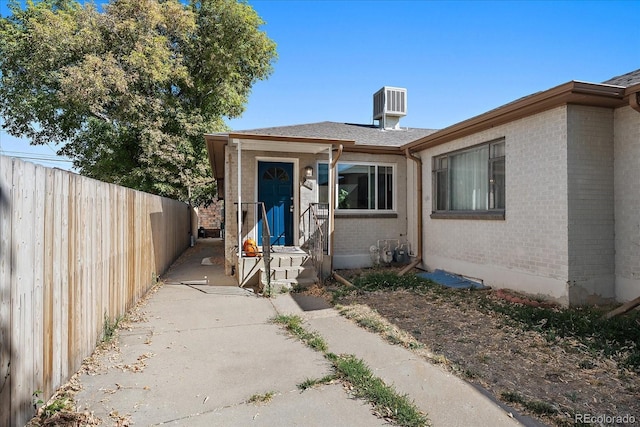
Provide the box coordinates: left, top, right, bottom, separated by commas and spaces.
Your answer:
73, 240, 534, 426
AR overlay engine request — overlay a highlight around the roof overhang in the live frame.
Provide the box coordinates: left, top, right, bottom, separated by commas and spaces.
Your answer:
625, 82, 640, 113
204, 132, 356, 182
404, 81, 628, 152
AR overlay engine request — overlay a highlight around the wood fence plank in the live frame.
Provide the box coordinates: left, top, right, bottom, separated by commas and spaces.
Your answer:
58, 171, 70, 383
43, 168, 54, 397
0, 156, 13, 423
11, 159, 36, 426
0, 155, 190, 427
33, 165, 46, 402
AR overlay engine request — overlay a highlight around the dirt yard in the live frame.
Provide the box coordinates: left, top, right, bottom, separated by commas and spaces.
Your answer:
318, 270, 640, 427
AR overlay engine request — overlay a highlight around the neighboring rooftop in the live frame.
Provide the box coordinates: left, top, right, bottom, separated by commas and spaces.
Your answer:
234, 121, 438, 148
602, 68, 640, 87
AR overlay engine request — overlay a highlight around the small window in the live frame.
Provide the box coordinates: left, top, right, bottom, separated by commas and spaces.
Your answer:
318, 162, 396, 211
433, 139, 505, 215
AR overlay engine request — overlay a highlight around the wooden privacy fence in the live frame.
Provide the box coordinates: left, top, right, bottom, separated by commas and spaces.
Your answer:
0, 156, 192, 426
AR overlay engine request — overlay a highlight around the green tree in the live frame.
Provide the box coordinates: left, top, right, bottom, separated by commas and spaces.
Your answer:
0, 0, 277, 204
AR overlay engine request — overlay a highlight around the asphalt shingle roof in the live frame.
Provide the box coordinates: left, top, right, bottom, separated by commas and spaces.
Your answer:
230, 69, 639, 149
602, 69, 640, 87
235, 121, 438, 147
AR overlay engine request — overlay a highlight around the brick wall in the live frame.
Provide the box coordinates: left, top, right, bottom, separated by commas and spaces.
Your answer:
614, 105, 640, 301
332, 151, 409, 269
420, 106, 571, 303
566, 105, 615, 303
197, 200, 224, 230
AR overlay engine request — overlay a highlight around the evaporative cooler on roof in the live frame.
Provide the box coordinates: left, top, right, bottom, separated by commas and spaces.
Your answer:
373, 87, 407, 130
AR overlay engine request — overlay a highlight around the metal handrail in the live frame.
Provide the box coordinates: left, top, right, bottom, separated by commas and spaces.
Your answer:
235, 201, 272, 294
307, 203, 328, 281
259, 202, 272, 295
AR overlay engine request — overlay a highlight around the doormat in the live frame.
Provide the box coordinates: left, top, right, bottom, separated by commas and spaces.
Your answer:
417, 269, 489, 290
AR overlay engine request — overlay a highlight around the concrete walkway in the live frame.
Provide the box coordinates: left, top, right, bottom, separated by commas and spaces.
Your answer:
73, 239, 537, 426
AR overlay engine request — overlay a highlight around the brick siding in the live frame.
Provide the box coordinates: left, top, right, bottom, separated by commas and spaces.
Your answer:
614, 105, 640, 301
420, 106, 571, 303
566, 105, 615, 303
197, 200, 224, 230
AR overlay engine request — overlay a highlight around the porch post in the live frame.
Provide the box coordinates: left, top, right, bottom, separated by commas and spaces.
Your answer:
328, 146, 334, 259
237, 139, 242, 260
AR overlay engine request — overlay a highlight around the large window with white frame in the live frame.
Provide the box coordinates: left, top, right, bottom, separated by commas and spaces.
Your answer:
433, 139, 505, 216
317, 162, 396, 211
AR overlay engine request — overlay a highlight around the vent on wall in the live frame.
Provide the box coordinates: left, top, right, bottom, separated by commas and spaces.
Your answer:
373, 86, 407, 129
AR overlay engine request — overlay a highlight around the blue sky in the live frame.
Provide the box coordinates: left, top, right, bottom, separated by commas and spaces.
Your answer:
1, 0, 639, 170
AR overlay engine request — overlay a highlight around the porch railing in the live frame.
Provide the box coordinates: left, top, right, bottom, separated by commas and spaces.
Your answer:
235, 202, 272, 293
305, 202, 329, 281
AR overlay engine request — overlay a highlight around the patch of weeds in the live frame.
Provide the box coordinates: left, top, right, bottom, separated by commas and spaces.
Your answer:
274, 315, 429, 426
279, 285, 291, 294
480, 297, 640, 371
501, 391, 557, 416
577, 359, 596, 370
102, 312, 123, 343
330, 286, 356, 304
462, 368, 479, 379
272, 314, 328, 352
247, 391, 276, 404
352, 315, 387, 334
351, 271, 432, 293
477, 353, 490, 363
523, 399, 557, 415
501, 390, 525, 404
298, 374, 336, 391
333, 355, 429, 427
431, 354, 450, 365
30, 390, 90, 426
564, 391, 579, 403
40, 396, 73, 418
338, 304, 425, 353
408, 341, 424, 350
32, 390, 44, 411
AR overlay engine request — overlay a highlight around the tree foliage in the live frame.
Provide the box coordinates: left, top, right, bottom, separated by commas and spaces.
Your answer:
0, 0, 277, 204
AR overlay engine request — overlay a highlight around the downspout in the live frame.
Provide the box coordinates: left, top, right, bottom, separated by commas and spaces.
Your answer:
331, 143, 343, 168
329, 144, 343, 272
398, 148, 423, 276
629, 91, 640, 113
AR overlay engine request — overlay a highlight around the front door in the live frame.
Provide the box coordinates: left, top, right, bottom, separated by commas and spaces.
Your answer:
258, 161, 294, 246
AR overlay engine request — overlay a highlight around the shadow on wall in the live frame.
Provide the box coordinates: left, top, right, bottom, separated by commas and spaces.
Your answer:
0, 183, 15, 422
150, 198, 192, 278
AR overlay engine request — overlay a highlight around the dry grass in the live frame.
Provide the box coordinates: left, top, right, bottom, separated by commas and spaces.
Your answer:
321, 269, 640, 427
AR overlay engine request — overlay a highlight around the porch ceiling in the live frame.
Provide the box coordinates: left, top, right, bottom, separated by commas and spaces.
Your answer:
204, 132, 355, 192
228, 132, 355, 154
231, 138, 331, 154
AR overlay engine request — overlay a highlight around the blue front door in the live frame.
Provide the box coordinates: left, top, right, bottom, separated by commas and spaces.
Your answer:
258, 161, 294, 246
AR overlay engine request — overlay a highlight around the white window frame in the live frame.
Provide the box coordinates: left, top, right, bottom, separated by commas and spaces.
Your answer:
317, 161, 397, 213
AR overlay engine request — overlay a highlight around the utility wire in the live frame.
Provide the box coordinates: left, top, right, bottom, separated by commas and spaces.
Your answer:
0, 150, 74, 163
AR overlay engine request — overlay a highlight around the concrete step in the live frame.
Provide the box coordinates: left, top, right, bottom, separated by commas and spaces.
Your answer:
260, 265, 316, 281
270, 254, 309, 267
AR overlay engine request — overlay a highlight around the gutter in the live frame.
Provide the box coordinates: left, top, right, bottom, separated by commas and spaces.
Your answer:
398, 148, 423, 276
626, 84, 640, 113
403, 81, 627, 152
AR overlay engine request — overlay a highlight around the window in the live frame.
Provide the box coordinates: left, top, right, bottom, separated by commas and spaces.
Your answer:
318, 162, 395, 211
433, 139, 505, 216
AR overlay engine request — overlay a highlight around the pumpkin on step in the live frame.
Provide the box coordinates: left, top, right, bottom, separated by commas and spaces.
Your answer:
243, 239, 259, 257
